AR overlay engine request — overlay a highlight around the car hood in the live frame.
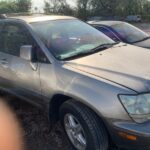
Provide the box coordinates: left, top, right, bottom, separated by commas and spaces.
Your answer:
66, 44, 150, 93
134, 38, 150, 49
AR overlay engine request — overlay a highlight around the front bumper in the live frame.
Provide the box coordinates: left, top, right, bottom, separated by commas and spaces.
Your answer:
106, 120, 150, 149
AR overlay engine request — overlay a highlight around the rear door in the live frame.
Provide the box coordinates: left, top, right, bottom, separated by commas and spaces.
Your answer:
2, 21, 42, 105
0, 21, 13, 90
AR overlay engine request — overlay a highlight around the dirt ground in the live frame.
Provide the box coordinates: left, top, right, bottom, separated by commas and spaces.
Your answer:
3, 96, 74, 150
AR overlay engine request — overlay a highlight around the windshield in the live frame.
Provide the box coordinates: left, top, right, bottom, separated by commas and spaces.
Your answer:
31, 19, 115, 60
112, 22, 149, 43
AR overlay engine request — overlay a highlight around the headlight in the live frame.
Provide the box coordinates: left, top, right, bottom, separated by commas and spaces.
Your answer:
119, 94, 150, 123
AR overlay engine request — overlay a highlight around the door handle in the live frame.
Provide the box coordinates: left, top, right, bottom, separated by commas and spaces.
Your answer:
30, 62, 38, 71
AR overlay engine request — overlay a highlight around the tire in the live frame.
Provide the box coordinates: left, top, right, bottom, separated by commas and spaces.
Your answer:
60, 100, 109, 150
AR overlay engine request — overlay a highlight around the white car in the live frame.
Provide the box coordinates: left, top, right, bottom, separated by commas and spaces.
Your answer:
125, 15, 141, 22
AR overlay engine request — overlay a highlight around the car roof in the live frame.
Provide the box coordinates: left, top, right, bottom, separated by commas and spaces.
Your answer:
8, 15, 76, 23
89, 21, 124, 26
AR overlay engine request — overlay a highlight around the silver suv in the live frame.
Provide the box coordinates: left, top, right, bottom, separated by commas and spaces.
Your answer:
0, 15, 150, 150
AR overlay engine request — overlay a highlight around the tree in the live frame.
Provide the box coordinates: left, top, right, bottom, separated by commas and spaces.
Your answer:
143, 1, 150, 14
16, 0, 31, 13
44, 1, 51, 14
82, 0, 150, 19
0, 0, 32, 14
77, 0, 90, 20
58, 2, 74, 15
44, 0, 74, 15
0, 1, 18, 14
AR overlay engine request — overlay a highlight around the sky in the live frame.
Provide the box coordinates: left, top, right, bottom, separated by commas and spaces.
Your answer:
32, 0, 77, 12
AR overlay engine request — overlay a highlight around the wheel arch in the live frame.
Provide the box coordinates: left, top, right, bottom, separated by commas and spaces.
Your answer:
49, 93, 115, 146
49, 94, 71, 124
49, 93, 105, 125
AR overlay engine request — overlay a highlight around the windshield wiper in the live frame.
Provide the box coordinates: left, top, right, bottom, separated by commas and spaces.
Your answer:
90, 42, 119, 52
132, 36, 150, 43
62, 42, 118, 61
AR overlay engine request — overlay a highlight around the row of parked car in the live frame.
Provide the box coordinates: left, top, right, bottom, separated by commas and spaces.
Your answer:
88, 15, 142, 22
0, 14, 149, 150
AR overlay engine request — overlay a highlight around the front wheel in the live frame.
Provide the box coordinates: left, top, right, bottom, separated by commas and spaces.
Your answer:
60, 100, 109, 150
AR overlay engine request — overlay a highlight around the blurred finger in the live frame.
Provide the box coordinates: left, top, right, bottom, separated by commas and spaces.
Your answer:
0, 100, 24, 150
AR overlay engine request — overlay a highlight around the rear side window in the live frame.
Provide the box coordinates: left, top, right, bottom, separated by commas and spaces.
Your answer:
1, 23, 34, 56
97, 26, 120, 42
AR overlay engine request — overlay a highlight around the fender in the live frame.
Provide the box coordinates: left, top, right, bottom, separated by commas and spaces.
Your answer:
64, 75, 134, 121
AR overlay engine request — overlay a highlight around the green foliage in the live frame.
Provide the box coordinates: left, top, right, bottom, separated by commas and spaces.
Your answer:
44, 0, 74, 15
0, 1, 18, 13
16, 0, 31, 12
143, 15, 150, 22
43, 0, 150, 20
0, 0, 31, 14
44, 1, 51, 14
143, 1, 150, 14
0, 0, 150, 21
77, 0, 150, 20
77, 0, 90, 20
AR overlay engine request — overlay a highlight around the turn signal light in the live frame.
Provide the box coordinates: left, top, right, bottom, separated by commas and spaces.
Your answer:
118, 132, 137, 141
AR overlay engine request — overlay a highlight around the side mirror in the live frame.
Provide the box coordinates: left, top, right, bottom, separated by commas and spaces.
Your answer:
20, 45, 32, 61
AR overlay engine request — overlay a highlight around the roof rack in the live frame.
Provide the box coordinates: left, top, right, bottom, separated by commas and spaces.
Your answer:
0, 14, 7, 19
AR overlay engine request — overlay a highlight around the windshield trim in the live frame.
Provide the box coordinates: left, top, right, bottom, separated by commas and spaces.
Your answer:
130, 36, 150, 44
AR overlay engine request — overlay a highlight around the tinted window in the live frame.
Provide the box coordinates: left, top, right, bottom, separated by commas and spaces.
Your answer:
112, 22, 149, 43
97, 27, 120, 42
1, 23, 33, 56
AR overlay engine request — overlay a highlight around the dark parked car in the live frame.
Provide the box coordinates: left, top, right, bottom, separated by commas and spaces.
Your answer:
89, 21, 150, 48
0, 15, 150, 150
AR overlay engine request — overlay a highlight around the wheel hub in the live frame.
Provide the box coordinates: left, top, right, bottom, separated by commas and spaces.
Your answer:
64, 114, 87, 150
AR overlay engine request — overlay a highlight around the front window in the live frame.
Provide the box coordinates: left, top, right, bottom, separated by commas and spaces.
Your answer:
112, 22, 149, 43
31, 19, 115, 60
